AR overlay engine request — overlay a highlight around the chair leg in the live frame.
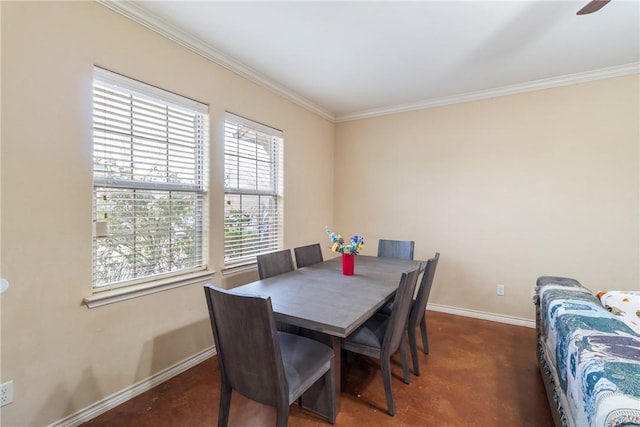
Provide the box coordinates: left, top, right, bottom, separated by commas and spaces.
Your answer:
400, 335, 411, 384
408, 325, 420, 376
381, 358, 396, 416
275, 401, 290, 427
420, 317, 429, 354
218, 383, 232, 427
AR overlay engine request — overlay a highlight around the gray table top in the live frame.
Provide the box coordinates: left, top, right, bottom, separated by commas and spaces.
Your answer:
233, 255, 423, 338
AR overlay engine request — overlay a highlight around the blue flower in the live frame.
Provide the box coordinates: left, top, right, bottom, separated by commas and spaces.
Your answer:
326, 227, 365, 255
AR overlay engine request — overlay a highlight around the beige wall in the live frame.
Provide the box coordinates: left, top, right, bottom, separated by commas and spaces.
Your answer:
0, 2, 333, 425
1, 1, 639, 426
335, 75, 639, 319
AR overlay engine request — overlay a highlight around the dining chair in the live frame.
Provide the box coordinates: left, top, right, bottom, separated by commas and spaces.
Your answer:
256, 249, 298, 333
256, 249, 295, 279
341, 267, 421, 416
377, 239, 415, 315
407, 252, 440, 376
294, 243, 324, 268
377, 239, 415, 260
292, 242, 331, 342
204, 285, 337, 427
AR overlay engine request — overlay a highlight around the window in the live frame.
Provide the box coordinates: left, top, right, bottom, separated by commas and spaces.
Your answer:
92, 67, 208, 289
224, 113, 283, 268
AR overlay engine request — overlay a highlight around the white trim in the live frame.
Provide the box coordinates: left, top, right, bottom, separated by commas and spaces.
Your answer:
50, 304, 531, 426
427, 303, 536, 329
336, 63, 640, 122
226, 111, 283, 138
96, 0, 335, 122
222, 262, 258, 275
83, 270, 216, 308
96, 1, 638, 124
94, 66, 209, 113
49, 346, 216, 427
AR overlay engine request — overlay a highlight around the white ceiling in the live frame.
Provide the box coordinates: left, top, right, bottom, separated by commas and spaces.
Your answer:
103, 1, 639, 121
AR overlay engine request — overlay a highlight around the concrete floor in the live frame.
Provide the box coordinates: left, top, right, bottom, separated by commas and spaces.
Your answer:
81, 311, 554, 426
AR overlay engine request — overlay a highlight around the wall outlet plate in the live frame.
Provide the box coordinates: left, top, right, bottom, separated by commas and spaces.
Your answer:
1, 380, 14, 406
497, 284, 505, 296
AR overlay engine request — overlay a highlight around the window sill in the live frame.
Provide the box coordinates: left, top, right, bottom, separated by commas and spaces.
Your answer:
83, 270, 216, 308
222, 262, 257, 275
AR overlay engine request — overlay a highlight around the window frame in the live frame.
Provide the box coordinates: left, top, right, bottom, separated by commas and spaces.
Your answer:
223, 112, 284, 269
91, 67, 210, 293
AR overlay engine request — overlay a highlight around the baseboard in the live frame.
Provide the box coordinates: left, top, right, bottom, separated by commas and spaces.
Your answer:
50, 346, 216, 427
51, 305, 532, 426
427, 303, 535, 329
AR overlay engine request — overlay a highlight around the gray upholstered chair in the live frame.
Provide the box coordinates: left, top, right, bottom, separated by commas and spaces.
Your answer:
256, 249, 298, 333
407, 252, 440, 376
204, 285, 337, 427
256, 249, 295, 279
377, 239, 415, 315
377, 239, 415, 260
293, 243, 332, 344
341, 267, 421, 416
294, 243, 324, 268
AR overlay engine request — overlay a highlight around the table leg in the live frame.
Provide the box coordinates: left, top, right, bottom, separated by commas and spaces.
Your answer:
299, 335, 342, 418
331, 335, 342, 397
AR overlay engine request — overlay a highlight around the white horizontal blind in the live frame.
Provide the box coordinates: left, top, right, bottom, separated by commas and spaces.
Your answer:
224, 113, 283, 267
92, 67, 209, 289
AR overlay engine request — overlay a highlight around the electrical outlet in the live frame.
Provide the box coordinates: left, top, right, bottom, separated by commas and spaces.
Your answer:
497, 284, 505, 296
1, 380, 14, 406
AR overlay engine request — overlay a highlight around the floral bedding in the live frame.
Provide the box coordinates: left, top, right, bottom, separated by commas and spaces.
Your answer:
597, 290, 640, 333
537, 282, 640, 427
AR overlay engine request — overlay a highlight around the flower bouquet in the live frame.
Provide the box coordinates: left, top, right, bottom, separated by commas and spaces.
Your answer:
326, 227, 364, 275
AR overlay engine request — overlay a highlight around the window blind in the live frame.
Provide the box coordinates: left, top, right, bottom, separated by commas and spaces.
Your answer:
223, 113, 283, 267
92, 67, 209, 289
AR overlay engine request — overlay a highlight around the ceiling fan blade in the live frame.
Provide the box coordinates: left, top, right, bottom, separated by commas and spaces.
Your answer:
577, 0, 611, 15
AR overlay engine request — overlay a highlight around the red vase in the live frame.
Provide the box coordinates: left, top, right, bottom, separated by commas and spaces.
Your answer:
342, 253, 355, 276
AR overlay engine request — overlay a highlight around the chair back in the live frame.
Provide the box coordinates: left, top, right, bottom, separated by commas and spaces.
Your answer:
257, 249, 294, 279
382, 267, 420, 356
377, 239, 415, 260
204, 285, 286, 407
409, 253, 440, 329
294, 243, 324, 268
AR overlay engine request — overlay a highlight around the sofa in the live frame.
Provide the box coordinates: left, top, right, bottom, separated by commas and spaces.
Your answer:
534, 276, 640, 427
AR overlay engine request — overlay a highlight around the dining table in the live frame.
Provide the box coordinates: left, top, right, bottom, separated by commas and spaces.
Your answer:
232, 254, 424, 410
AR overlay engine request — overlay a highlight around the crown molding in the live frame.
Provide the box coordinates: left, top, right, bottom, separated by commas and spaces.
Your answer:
335, 63, 640, 122
97, 1, 637, 124
96, 0, 336, 122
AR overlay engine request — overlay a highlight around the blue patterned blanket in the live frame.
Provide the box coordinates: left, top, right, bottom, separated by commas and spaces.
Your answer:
538, 284, 640, 427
